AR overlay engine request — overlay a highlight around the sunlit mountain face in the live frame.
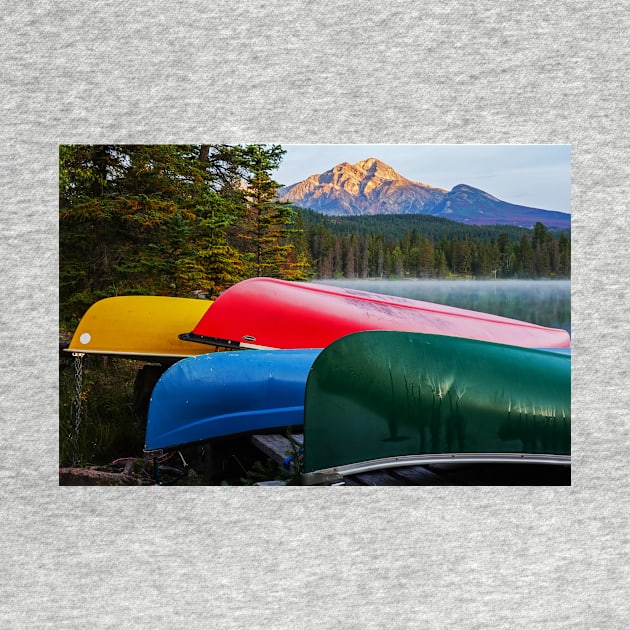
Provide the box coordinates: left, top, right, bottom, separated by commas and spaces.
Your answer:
278, 158, 570, 229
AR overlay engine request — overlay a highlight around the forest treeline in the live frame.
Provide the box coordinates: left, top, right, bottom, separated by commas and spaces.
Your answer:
298, 208, 571, 281
59, 144, 310, 325
60, 144, 570, 326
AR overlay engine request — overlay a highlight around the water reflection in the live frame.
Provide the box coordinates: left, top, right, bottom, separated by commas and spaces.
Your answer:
316, 279, 571, 332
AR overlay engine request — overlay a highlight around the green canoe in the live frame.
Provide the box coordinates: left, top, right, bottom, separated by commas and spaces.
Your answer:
302, 332, 570, 483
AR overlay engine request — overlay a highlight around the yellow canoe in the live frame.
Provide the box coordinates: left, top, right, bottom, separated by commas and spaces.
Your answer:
66, 296, 215, 362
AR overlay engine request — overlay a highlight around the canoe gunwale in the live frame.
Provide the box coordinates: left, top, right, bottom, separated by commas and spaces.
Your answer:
63, 347, 199, 364
301, 452, 571, 485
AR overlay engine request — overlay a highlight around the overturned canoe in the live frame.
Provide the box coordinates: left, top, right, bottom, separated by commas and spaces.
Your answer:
145, 343, 567, 453
301, 331, 570, 482
144, 349, 320, 451
180, 278, 570, 350
66, 296, 215, 363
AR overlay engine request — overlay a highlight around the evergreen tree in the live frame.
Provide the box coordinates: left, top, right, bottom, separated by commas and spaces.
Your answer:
281, 210, 313, 280
61, 143, 314, 324
558, 232, 571, 277
435, 249, 448, 277
391, 245, 404, 277
344, 234, 357, 278
333, 235, 344, 277
238, 145, 308, 279
418, 238, 435, 277
518, 234, 536, 277
358, 235, 370, 279
60, 145, 203, 320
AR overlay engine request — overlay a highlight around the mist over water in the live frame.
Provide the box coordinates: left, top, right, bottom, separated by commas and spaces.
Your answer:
315, 279, 571, 333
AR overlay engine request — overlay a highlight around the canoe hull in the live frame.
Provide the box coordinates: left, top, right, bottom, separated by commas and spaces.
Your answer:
144, 349, 320, 451
67, 296, 214, 362
302, 331, 570, 477
184, 278, 570, 350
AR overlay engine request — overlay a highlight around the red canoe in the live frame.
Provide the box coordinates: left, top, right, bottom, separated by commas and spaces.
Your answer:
179, 278, 571, 350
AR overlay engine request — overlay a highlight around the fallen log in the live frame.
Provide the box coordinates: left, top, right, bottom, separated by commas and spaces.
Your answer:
59, 466, 154, 485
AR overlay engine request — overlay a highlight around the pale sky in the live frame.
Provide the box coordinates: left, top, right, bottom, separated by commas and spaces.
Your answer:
272, 144, 571, 213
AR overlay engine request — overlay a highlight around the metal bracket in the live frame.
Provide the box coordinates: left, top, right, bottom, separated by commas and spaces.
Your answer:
178, 332, 242, 349
300, 471, 345, 486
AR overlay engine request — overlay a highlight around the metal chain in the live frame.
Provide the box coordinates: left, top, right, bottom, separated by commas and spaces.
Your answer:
71, 352, 85, 466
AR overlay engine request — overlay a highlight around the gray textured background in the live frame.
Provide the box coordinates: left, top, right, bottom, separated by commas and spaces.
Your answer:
2, 1, 628, 627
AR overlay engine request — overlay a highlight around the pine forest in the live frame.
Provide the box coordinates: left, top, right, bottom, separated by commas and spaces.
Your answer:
299, 209, 570, 282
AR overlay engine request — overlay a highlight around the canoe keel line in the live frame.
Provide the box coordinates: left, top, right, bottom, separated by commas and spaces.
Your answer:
179, 278, 570, 350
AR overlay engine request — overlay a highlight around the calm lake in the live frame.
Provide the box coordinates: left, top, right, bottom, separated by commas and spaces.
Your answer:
314, 279, 571, 333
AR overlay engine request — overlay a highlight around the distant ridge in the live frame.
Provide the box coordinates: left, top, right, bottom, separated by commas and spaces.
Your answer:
278, 158, 570, 229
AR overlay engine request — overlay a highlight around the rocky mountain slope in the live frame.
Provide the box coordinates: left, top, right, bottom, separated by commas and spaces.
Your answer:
278, 158, 570, 229
424, 184, 571, 229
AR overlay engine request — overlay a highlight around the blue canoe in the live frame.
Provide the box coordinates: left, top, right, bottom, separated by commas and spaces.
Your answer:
144, 349, 320, 451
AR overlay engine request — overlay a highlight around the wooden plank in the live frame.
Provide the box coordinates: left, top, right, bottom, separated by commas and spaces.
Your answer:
251, 434, 303, 467
389, 465, 451, 485
347, 470, 411, 486
344, 464, 452, 486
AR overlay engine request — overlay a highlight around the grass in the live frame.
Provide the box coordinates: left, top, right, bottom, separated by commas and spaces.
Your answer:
59, 353, 147, 468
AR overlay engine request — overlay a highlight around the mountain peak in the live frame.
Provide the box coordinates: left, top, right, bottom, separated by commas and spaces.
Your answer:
354, 158, 403, 181
279, 158, 445, 216
450, 184, 498, 200
277, 158, 570, 229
